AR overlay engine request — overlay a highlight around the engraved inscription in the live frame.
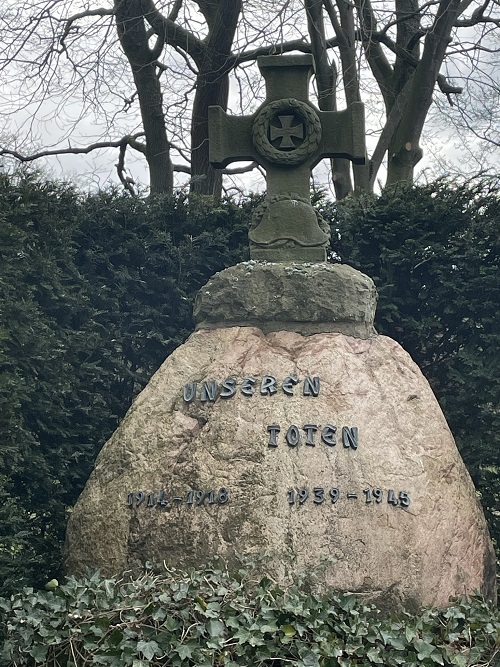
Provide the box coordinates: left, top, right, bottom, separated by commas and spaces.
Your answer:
127, 488, 229, 508
266, 423, 358, 449
287, 487, 410, 507
183, 375, 320, 403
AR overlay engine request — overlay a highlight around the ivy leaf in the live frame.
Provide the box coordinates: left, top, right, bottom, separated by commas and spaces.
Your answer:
414, 638, 436, 660
233, 628, 251, 643
164, 615, 180, 631
206, 619, 225, 638
260, 622, 278, 633
387, 635, 407, 650
366, 646, 384, 663
282, 624, 297, 637
405, 625, 418, 642
298, 649, 321, 666
28, 643, 49, 662
176, 644, 193, 660
103, 579, 115, 598
137, 640, 160, 660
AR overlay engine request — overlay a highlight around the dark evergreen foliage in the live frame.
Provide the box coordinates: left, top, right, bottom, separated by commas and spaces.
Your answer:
330, 180, 500, 552
0, 171, 498, 601
0, 172, 249, 594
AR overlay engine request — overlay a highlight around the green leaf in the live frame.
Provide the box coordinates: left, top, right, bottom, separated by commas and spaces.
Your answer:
44, 579, 59, 591
176, 644, 193, 660
366, 646, 384, 664
103, 579, 115, 597
233, 628, 251, 643
207, 619, 225, 638
298, 649, 321, 667
260, 622, 278, 633
137, 640, 160, 660
282, 624, 297, 637
28, 643, 49, 663
387, 635, 407, 651
165, 615, 179, 631
414, 639, 436, 660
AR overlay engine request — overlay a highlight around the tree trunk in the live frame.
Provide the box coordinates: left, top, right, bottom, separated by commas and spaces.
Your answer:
386, 139, 423, 186
115, 0, 173, 195
190, 64, 229, 197
306, 0, 354, 200
190, 0, 242, 197
385, 0, 461, 187
133, 65, 173, 194
384, 0, 422, 186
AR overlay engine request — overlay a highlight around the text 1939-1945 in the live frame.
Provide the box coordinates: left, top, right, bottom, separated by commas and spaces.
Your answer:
288, 487, 410, 507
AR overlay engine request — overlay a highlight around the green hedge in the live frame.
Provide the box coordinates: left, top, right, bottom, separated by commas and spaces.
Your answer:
330, 180, 500, 552
1, 564, 499, 667
1, 171, 499, 600
0, 173, 251, 594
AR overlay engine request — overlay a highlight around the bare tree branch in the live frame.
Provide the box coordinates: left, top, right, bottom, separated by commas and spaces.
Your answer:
0, 135, 146, 162
168, 0, 183, 22
0, 0, 498, 197
172, 163, 191, 173
353, 0, 395, 109
370, 29, 463, 94
234, 38, 330, 65
224, 161, 259, 175
116, 140, 136, 193
59, 7, 115, 51
140, 0, 206, 63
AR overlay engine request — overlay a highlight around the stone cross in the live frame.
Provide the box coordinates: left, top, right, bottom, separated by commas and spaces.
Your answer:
209, 54, 366, 262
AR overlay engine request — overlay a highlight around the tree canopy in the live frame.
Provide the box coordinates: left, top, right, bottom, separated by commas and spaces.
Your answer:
0, 0, 499, 196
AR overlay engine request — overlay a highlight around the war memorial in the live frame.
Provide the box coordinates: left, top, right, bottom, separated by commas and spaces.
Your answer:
65, 55, 496, 611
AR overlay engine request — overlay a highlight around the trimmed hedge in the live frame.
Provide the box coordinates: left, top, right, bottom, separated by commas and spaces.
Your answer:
0, 173, 251, 594
1, 171, 499, 605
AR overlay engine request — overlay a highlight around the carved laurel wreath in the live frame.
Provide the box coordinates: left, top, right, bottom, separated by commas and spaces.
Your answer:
252, 98, 322, 165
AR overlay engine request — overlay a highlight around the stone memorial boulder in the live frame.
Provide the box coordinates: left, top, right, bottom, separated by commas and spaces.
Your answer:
65, 262, 496, 611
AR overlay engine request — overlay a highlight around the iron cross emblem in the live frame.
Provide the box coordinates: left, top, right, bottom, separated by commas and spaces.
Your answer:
270, 115, 304, 149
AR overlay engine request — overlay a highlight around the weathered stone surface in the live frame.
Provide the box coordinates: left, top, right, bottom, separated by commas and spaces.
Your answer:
65, 327, 496, 610
194, 262, 377, 337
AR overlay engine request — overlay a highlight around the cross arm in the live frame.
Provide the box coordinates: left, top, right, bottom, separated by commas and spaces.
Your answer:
209, 107, 256, 169
315, 102, 366, 167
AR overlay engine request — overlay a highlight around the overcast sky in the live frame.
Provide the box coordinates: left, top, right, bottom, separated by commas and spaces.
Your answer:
0, 0, 498, 195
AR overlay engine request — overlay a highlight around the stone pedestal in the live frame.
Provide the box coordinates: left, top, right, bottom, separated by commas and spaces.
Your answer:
65, 263, 496, 610
194, 262, 376, 337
